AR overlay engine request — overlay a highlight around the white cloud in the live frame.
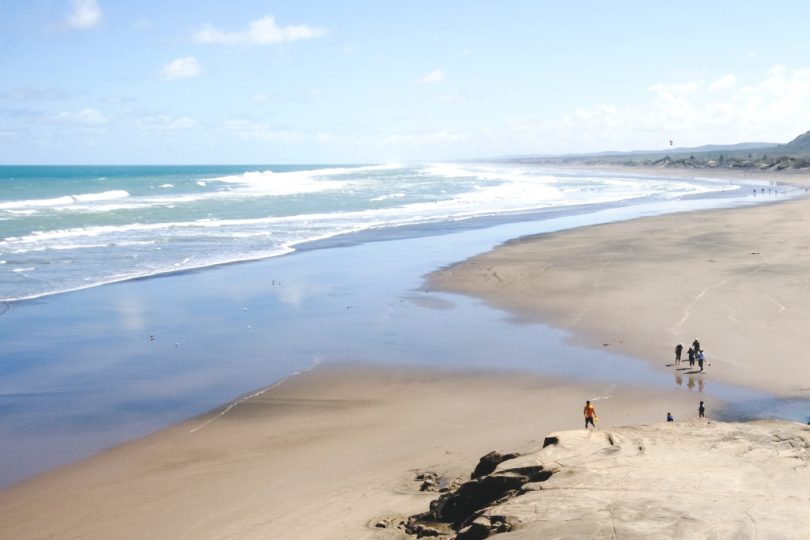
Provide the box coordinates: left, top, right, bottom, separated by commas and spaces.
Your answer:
136, 114, 196, 131
420, 69, 445, 83
501, 65, 810, 154
56, 108, 107, 125
381, 130, 470, 145
709, 73, 737, 91
67, 0, 102, 29
223, 119, 303, 141
193, 15, 326, 45
161, 57, 203, 81
4, 87, 67, 101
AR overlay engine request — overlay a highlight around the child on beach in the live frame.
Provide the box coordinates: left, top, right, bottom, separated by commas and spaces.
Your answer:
697, 350, 705, 372
675, 343, 683, 365
699, 401, 705, 418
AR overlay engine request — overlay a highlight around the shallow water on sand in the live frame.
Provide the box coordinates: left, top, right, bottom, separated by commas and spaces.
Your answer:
1, 195, 807, 488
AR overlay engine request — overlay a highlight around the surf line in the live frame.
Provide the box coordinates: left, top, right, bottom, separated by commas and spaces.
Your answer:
188, 357, 323, 434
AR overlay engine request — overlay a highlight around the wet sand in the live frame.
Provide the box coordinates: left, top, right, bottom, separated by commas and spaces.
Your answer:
0, 364, 701, 540
430, 177, 810, 397
2, 167, 810, 538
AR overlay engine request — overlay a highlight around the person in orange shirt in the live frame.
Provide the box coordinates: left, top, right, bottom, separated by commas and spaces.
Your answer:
584, 400, 597, 429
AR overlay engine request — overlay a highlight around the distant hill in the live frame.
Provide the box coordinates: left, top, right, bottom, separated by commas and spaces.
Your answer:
499, 129, 810, 171
781, 129, 810, 152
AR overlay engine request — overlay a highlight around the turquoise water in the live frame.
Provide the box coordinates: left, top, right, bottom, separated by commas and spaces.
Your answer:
0, 164, 804, 488
0, 163, 773, 302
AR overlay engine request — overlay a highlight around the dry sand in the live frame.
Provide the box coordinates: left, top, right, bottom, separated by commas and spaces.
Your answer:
430, 192, 810, 396
0, 364, 699, 540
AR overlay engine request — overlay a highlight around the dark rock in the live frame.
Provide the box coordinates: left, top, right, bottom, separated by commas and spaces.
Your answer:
455, 518, 491, 540
489, 515, 512, 533
415, 524, 441, 537
542, 436, 559, 448
417, 471, 441, 492
420, 478, 440, 492
375, 520, 388, 528
406, 452, 551, 537
499, 465, 551, 483
429, 474, 528, 525
471, 451, 521, 479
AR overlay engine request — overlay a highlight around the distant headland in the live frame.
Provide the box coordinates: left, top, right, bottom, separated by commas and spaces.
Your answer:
499, 129, 810, 171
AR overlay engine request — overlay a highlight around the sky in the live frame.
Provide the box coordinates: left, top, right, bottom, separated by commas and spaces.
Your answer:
2, 0, 810, 164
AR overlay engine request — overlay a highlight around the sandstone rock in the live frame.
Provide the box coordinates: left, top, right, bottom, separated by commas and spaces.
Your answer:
454, 517, 491, 540
470, 451, 521, 479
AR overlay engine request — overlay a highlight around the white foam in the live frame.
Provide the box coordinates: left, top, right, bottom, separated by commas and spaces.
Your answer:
205, 164, 401, 194
0, 190, 129, 210
370, 193, 406, 202
0, 164, 756, 303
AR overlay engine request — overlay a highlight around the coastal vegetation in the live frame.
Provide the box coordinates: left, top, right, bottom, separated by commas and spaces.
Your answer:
504, 129, 810, 171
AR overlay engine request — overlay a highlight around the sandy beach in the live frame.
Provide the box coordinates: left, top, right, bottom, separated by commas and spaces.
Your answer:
0, 364, 702, 540
430, 183, 810, 397
2, 167, 810, 538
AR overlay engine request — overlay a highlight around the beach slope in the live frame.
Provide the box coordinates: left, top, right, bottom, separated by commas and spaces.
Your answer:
429, 196, 810, 395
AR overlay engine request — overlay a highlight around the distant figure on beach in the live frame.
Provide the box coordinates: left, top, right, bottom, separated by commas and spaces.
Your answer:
697, 350, 705, 372
699, 401, 705, 418
687, 346, 695, 367
667, 412, 674, 422
692, 338, 701, 354
584, 400, 597, 429
675, 343, 683, 364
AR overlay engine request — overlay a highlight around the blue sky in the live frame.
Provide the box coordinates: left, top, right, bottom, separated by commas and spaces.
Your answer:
2, 1, 810, 164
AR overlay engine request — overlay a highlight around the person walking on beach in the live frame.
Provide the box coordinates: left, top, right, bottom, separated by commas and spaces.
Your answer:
698, 401, 705, 418
675, 343, 683, 365
584, 400, 597, 429
692, 338, 701, 354
697, 350, 705, 372
687, 346, 695, 368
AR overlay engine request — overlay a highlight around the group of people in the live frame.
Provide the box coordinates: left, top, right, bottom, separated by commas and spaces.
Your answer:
674, 338, 706, 372
583, 400, 706, 429
580, 336, 711, 430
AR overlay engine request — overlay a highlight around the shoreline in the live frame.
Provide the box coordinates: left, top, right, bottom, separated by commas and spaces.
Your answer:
2, 164, 797, 306
428, 190, 810, 398
0, 363, 710, 539
2, 165, 810, 536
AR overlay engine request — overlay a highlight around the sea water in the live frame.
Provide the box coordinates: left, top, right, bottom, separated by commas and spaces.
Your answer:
0, 163, 804, 488
0, 163, 776, 303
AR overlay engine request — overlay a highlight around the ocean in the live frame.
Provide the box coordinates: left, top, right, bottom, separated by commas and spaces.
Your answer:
0, 163, 802, 488
0, 163, 761, 303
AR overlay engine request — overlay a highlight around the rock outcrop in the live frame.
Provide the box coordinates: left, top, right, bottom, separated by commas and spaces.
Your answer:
402, 419, 810, 539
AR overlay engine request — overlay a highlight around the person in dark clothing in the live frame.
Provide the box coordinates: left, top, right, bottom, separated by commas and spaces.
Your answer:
675, 343, 683, 364
692, 338, 701, 353
667, 412, 674, 422
698, 401, 705, 418
687, 347, 695, 367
